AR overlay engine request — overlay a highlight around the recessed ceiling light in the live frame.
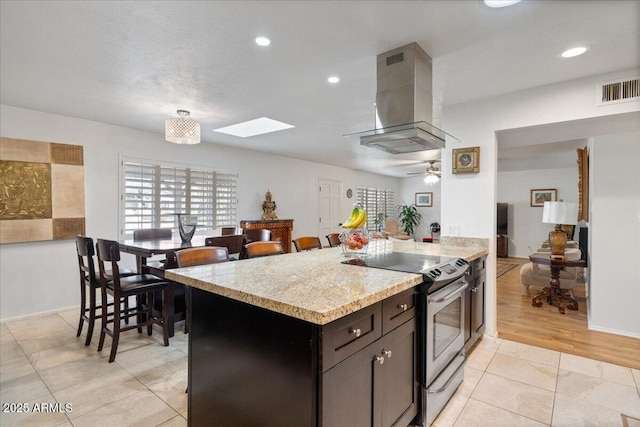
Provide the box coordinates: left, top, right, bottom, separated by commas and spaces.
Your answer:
213, 117, 294, 138
561, 46, 589, 58
255, 36, 271, 47
328, 76, 340, 84
484, 0, 521, 7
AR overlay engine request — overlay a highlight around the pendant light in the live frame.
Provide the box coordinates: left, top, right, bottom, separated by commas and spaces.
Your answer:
166, 110, 201, 144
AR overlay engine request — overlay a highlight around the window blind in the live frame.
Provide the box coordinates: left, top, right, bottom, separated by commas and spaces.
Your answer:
356, 186, 395, 231
121, 158, 237, 238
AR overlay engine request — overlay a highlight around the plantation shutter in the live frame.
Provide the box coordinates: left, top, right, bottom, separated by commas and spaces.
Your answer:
356, 186, 395, 231
121, 158, 237, 238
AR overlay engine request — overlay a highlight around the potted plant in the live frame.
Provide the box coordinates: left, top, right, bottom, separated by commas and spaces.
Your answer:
397, 203, 422, 239
374, 212, 387, 232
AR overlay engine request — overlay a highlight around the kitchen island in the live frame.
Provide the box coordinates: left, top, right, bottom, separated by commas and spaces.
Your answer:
166, 239, 487, 427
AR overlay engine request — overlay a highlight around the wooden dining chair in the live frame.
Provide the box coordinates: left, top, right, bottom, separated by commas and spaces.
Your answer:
244, 241, 284, 258
325, 233, 341, 248
243, 228, 271, 242
96, 238, 172, 363
293, 236, 323, 252
75, 236, 108, 346
176, 246, 229, 267
133, 228, 172, 241
205, 234, 247, 259
75, 236, 138, 346
221, 226, 242, 236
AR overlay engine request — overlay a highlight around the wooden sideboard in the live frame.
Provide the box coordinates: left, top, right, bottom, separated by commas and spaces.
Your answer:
240, 219, 294, 253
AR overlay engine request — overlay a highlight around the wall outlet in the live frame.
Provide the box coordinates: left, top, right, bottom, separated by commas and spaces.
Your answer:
447, 224, 460, 236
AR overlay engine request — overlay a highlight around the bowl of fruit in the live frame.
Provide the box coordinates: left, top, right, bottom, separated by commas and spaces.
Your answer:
339, 204, 371, 257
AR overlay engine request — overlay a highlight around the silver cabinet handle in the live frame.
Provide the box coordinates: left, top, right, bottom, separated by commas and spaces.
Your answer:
374, 356, 385, 365
349, 328, 361, 337
398, 303, 408, 311
471, 287, 478, 293
382, 349, 392, 358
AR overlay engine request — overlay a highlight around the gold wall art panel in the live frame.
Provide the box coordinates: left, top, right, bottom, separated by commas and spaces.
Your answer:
0, 137, 86, 244
0, 161, 52, 219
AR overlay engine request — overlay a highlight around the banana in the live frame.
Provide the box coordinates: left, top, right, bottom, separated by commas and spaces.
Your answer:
342, 205, 361, 228
343, 206, 367, 229
352, 209, 367, 228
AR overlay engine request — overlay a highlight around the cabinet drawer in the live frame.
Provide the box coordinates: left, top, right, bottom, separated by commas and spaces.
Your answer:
382, 288, 417, 334
321, 302, 382, 370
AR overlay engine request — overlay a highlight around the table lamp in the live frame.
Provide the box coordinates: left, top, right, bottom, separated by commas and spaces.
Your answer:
542, 201, 578, 260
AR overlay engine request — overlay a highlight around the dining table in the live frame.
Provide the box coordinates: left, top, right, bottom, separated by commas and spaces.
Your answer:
119, 235, 209, 277
119, 235, 210, 338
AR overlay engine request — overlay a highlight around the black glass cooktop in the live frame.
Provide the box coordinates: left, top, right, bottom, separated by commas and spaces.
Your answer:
342, 252, 468, 289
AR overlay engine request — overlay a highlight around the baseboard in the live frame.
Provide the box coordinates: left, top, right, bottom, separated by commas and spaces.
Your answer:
0, 304, 79, 324
587, 323, 640, 340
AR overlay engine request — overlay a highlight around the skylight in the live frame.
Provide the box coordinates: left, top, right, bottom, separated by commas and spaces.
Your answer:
213, 117, 295, 138
484, 0, 521, 7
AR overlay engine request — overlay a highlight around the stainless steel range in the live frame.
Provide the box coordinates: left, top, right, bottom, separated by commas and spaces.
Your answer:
343, 252, 469, 426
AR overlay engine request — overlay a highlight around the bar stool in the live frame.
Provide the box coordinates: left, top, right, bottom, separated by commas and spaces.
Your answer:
75, 236, 136, 346
293, 236, 323, 252
96, 238, 172, 363
326, 233, 341, 248
243, 228, 271, 242
221, 226, 242, 236
244, 241, 284, 258
205, 234, 246, 259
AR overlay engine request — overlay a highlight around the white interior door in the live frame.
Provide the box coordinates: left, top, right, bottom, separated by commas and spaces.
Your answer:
318, 178, 343, 241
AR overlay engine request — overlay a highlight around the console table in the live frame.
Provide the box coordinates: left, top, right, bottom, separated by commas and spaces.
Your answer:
529, 256, 586, 314
240, 219, 294, 253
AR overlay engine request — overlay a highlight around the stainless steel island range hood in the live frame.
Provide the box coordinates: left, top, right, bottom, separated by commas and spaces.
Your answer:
346, 43, 458, 154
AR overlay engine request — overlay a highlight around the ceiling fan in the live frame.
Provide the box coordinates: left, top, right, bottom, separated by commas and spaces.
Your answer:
407, 160, 441, 179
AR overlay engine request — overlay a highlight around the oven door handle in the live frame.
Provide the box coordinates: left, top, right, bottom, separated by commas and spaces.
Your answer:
427, 281, 468, 304
427, 353, 467, 394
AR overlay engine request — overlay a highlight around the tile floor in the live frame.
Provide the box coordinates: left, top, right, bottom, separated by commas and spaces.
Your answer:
1, 309, 639, 426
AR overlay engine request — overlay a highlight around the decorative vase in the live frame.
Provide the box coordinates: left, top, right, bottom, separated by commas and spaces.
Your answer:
176, 213, 197, 243
339, 228, 371, 257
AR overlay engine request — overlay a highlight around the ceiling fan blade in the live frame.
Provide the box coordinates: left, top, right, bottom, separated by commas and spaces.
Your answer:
406, 172, 426, 176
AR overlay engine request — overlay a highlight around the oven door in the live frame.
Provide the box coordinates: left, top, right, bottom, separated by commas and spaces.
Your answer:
425, 278, 467, 386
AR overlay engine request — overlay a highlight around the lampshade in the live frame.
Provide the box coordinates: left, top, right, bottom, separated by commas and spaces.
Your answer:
424, 173, 439, 184
166, 110, 201, 144
542, 201, 578, 225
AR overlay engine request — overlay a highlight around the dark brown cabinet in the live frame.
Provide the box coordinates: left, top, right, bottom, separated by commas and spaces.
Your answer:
464, 256, 486, 352
188, 286, 419, 427
321, 319, 418, 427
497, 235, 508, 257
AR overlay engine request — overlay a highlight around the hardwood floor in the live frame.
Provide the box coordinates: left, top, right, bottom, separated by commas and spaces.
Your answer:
496, 256, 640, 370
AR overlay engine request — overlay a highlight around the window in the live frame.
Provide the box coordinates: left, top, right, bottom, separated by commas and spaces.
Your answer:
356, 186, 395, 231
120, 157, 237, 238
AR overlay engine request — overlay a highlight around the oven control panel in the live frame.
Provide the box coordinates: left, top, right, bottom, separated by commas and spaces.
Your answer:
423, 258, 468, 281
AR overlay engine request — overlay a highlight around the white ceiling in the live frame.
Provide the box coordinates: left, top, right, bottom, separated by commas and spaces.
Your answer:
1, 1, 638, 177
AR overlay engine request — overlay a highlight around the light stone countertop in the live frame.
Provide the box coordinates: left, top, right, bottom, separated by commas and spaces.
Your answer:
165, 239, 488, 325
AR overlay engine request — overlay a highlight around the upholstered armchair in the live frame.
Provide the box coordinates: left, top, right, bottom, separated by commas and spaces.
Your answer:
520, 247, 584, 296
383, 220, 412, 240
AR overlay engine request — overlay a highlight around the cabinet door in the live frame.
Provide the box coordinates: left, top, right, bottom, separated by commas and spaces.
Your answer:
380, 319, 419, 427
321, 318, 418, 427
472, 274, 486, 336
321, 343, 382, 427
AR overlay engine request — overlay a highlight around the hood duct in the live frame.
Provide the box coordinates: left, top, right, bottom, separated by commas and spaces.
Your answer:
346, 43, 458, 154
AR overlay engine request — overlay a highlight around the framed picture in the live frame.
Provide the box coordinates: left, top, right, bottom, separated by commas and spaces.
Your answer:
530, 189, 557, 207
415, 192, 433, 207
452, 146, 480, 174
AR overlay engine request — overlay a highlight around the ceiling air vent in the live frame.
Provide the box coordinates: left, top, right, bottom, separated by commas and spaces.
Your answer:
386, 52, 404, 66
598, 77, 640, 105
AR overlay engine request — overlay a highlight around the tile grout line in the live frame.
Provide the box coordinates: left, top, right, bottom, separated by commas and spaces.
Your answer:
3, 320, 75, 426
